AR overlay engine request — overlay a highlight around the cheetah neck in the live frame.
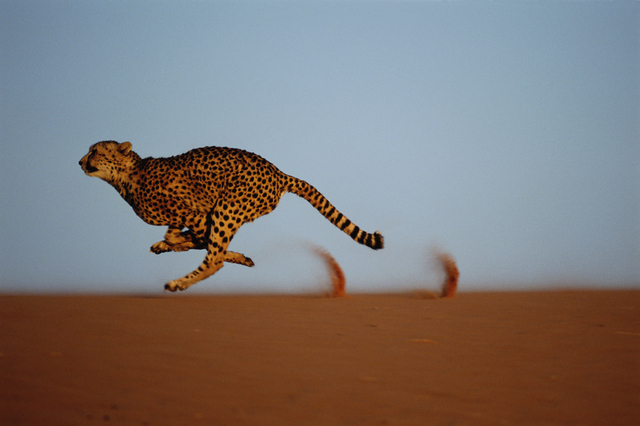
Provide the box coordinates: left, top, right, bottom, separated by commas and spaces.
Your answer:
106, 159, 143, 207
116, 181, 134, 204
104, 175, 134, 206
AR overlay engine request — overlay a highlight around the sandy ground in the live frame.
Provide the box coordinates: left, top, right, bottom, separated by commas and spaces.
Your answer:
1, 290, 639, 425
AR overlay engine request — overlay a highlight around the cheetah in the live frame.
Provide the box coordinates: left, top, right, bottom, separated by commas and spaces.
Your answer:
79, 141, 384, 291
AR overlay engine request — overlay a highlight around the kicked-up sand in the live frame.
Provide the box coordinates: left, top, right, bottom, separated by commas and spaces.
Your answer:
1, 289, 639, 425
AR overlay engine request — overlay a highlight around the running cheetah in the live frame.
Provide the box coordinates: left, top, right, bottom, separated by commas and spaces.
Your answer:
79, 141, 384, 291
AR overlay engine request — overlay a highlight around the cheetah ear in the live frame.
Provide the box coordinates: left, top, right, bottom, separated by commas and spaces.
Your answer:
118, 141, 133, 155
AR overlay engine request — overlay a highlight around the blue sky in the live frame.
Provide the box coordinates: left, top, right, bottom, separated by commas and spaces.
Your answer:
1, 1, 638, 294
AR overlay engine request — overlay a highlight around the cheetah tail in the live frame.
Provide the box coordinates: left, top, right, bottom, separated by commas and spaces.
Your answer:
284, 175, 384, 250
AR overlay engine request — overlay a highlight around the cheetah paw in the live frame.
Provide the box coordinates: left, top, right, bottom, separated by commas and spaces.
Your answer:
164, 280, 186, 292
150, 241, 171, 254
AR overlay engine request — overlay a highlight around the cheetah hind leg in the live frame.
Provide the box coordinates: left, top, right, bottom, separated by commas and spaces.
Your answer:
163, 210, 253, 291
164, 242, 227, 292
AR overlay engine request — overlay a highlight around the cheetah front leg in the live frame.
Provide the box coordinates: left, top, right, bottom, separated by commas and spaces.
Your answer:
224, 251, 255, 267
152, 225, 254, 267
151, 225, 201, 254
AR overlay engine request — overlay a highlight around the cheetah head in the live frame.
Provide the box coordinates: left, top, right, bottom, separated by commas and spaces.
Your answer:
79, 141, 139, 182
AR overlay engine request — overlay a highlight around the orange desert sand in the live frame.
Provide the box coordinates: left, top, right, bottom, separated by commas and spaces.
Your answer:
1, 288, 638, 425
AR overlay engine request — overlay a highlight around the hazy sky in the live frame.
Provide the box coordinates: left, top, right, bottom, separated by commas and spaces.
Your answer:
1, 1, 638, 294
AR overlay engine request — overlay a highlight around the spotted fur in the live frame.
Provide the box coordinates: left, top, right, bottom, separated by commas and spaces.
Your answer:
80, 141, 384, 291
